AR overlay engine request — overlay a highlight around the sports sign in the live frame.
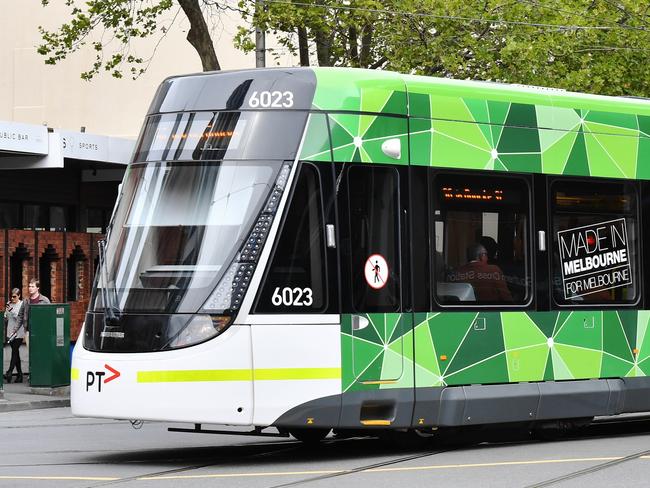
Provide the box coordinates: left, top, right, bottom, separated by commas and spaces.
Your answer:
557, 218, 632, 299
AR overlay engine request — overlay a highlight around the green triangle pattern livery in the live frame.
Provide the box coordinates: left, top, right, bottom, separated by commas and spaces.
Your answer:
343, 311, 647, 392
299, 68, 650, 391
302, 68, 650, 179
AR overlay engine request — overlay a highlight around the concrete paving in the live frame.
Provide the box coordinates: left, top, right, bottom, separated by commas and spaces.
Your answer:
0, 342, 70, 412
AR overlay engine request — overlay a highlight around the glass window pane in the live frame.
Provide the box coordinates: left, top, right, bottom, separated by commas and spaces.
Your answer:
256, 164, 327, 312
86, 208, 105, 233
93, 160, 282, 314
50, 206, 67, 231
348, 166, 400, 312
135, 111, 307, 162
0, 203, 19, 229
23, 204, 46, 230
433, 174, 530, 305
551, 180, 638, 305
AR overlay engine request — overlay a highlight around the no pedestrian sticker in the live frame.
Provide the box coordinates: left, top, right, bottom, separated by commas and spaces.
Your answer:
365, 254, 388, 289
557, 218, 633, 299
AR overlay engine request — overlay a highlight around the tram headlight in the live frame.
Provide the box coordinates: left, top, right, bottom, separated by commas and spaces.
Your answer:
168, 314, 231, 349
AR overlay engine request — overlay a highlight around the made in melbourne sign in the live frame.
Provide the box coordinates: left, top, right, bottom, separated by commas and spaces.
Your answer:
558, 218, 632, 299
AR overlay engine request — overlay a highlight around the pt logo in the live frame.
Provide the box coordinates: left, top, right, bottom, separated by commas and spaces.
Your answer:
86, 364, 121, 392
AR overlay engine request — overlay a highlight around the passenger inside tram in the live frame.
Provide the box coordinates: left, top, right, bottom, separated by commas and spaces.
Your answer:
453, 242, 513, 303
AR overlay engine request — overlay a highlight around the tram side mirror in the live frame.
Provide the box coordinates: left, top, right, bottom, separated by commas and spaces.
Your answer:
352, 315, 370, 331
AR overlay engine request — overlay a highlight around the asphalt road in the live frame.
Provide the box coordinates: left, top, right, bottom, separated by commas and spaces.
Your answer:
2, 408, 650, 487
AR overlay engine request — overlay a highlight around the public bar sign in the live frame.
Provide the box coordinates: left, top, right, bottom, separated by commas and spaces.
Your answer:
0, 121, 48, 154
558, 218, 632, 299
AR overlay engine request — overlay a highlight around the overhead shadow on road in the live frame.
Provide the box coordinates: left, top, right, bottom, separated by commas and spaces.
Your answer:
88, 416, 650, 468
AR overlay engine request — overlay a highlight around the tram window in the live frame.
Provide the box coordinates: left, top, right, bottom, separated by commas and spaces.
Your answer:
432, 174, 530, 306
135, 111, 306, 162
347, 166, 400, 312
256, 163, 327, 313
551, 180, 639, 306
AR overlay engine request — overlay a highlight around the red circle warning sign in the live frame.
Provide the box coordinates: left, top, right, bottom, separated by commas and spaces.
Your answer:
365, 254, 388, 289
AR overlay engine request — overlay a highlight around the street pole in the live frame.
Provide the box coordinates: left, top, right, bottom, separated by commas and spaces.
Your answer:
255, 0, 266, 67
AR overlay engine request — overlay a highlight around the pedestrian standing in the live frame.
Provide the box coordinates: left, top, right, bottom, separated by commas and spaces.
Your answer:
4, 288, 24, 383
18, 278, 51, 340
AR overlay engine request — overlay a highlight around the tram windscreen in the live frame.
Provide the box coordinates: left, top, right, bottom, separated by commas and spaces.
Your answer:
93, 160, 282, 313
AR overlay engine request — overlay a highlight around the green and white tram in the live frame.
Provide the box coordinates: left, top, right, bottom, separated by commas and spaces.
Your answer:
72, 68, 650, 441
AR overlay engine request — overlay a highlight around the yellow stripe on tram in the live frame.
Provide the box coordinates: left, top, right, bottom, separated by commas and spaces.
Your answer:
137, 367, 341, 383
70, 368, 79, 381
255, 367, 341, 380
138, 369, 253, 383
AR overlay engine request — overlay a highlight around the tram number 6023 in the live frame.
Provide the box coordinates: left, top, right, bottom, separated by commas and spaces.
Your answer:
248, 90, 294, 108
272, 287, 313, 307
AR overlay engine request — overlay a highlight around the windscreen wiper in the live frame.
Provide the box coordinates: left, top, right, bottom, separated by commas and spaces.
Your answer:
98, 239, 121, 326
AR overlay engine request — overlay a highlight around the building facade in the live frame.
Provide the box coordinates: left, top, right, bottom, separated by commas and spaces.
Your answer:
0, 121, 133, 340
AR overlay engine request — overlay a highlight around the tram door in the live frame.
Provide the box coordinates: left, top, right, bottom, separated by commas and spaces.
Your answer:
338, 164, 415, 428
250, 161, 340, 428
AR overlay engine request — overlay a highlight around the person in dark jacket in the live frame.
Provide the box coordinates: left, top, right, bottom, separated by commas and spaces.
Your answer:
18, 278, 50, 335
4, 288, 24, 383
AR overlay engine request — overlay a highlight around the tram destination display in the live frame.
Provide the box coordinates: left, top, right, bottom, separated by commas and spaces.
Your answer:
558, 218, 632, 299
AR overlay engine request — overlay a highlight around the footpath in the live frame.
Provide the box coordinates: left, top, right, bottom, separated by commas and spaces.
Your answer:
0, 343, 70, 412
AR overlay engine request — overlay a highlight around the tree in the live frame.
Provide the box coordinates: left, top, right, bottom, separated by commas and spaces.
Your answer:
236, 0, 650, 97
235, 0, 389, 68
38, 0, 224, 80
38, 0, 650, 97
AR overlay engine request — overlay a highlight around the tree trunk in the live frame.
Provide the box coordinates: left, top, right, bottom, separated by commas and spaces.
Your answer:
178, 0, 221, 71
298, 26, 309, 66
348, 27, 359, 67
359, 24, 372, 69
314, 29, 331, 66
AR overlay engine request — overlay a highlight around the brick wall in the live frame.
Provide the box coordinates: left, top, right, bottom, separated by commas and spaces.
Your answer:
3, 230, 103, 342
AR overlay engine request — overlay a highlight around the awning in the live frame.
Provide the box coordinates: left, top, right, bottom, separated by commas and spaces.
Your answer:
0, 120, 135, 169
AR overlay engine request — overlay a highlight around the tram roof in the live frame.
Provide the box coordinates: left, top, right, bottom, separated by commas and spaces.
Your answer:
152, 67, 650, 128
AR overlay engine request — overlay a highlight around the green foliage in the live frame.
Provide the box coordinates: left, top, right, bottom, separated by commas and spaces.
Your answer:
38, 0, 173, 80
238, 0, 650, 97
236, 0, 386, 67
39, 0, 650, 95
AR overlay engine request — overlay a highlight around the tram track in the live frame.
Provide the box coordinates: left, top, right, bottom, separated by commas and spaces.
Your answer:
524, 447, 650, 488
84, 439, 307, 487
265, 442, 461, 488
7, 416, 650, 487
81, 435, 461, 487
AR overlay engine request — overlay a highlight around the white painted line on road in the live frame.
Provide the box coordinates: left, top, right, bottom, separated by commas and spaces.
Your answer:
139, 469, 343, 480
137, 456, 627, 480
5, 455, 647, 482
0, 476, 119, 481
370, 456, 620, 472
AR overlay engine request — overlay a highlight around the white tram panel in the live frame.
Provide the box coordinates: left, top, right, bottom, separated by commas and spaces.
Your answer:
71, 324, 254, 425
250, 319, 341, 425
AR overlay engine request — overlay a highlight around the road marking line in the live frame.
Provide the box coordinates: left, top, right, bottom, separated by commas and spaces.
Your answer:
0, 476, 119, 481
137, 457, 626, 480
139, 470, 343, 480
369, 457, 620, 472
6, 455, 646, 482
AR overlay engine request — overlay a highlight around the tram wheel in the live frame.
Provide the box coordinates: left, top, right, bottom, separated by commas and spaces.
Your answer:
289, 428, 331, 444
